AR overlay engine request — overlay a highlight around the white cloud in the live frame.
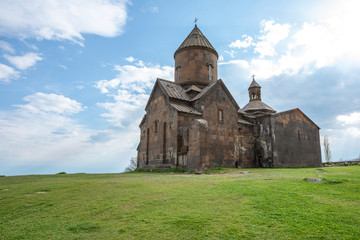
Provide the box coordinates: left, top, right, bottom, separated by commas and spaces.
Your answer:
58, 64, 67, 70
4, 52, 42, 70
0, 40, 14, 53
337, 112, 360, 125
15, 92, 85, 115
125, 56, 136, 62
219, 59, 249, 68
96, 59, 173, 129
0, 63, 19, 83
98, 91, 149, 127
223, 0, 360, 80
254, 20, 290, 58
229, 35, 253, 49
0, 0, 129, 45
346, 127, 360, 137
0, 90, 139, 174
335, 112, 360, 138
224, 50, 236, 58
0, 106, 137, 173
95, 59, 173, 94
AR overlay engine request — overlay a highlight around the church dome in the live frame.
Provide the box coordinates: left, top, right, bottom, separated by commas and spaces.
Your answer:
174, 25, 218, 88
174, 25, 218, 58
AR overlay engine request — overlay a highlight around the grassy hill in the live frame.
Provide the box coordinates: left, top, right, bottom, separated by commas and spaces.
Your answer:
1, 167, 359, 239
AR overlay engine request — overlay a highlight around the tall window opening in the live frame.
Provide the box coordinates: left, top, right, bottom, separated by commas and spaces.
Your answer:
163, 122, 167, 164
218, 109, 223, 123
176, 66, 181, 82
154, 120, 158, 133
146, 128, 149, 165
208, 64, 212, 80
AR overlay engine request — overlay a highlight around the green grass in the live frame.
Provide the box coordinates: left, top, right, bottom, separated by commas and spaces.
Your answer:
1, 167, 360, 239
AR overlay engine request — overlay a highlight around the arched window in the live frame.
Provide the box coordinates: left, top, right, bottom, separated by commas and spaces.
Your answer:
208, 64, 212, 80
218, 109, 223, 123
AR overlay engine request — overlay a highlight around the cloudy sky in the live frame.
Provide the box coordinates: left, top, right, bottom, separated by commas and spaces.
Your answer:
0, 0, 359, 175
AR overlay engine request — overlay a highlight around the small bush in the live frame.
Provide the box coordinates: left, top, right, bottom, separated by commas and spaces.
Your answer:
0, 175, 5, 177
56, 172, 67, 175
164, 168, 186, 173
132, 168, 150, 173
210, 166, 224, 170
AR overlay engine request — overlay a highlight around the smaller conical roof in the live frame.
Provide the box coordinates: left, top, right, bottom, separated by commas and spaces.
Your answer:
242, 101, 276, 113
174, 25, 218, 58
249, 79, 261, 89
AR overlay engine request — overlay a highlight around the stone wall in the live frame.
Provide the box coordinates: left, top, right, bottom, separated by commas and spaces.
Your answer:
174, 48, 217, 88
237, 122, 255, 167
138, 87, 178, 169
194, 82, 240, 168
271, 109, 322, 167
253, 115, 276, 167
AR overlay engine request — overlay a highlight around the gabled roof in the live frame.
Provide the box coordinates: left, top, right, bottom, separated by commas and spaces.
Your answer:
191, 81, 217, 101
145, 78, 190, 110
170, 103, 202, 115
238, 118, 254, 125
249, 79, 261, 89
192, 79, 240, 110
185, 85, 202, 93
157, 78, 191, 101
174, 25, 218, 58
274, 108, 320, 129
242, 100, 276, 113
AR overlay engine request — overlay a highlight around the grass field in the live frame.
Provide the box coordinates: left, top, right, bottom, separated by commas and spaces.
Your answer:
1, 166, 359, 239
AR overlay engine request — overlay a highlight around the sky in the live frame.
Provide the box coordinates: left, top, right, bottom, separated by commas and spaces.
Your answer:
0, 0, 359, 176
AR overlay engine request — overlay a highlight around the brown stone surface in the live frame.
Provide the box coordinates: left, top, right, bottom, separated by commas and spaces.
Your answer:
175, 48, 217, 88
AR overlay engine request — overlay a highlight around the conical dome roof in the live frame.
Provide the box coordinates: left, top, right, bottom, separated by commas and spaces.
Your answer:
242, 101, 276, 113
174, 25, 218, 58
249, 79, 261, 89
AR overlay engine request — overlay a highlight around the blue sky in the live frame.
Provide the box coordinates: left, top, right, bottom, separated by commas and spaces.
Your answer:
1, 0, 359, 175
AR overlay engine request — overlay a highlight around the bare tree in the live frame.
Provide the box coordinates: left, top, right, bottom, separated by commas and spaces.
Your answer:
124, 157, 137, 172
323, 135, 332, 163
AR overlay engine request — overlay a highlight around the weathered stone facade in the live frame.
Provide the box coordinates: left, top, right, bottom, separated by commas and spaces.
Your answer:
137, 25, 322, 170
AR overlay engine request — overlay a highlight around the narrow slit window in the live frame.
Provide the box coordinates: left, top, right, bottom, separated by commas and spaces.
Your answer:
154, 120, 159, 133
218, 109, 223, 123
176, 66, 181, 82
208, 64, 212, 80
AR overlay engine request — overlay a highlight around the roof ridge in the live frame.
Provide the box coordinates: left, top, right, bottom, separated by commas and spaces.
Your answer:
157, 78, 174, 84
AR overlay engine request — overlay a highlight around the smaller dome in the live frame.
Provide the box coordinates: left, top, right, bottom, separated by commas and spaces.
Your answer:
243, 77, 276, 114
249, 79, 261, 89
242, 101, 276, 113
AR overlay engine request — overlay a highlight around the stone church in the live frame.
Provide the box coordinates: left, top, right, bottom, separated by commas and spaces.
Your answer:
137, 25, 321, 170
